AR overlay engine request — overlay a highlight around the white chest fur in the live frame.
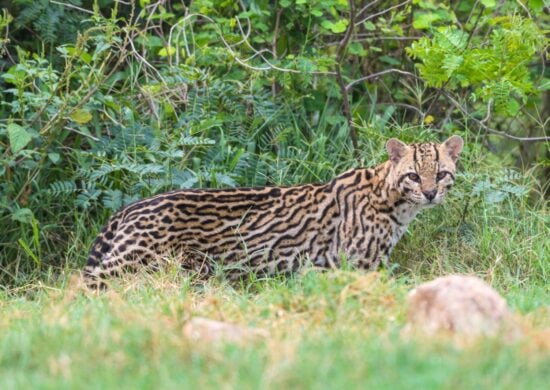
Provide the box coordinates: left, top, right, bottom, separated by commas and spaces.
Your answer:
389, 202, 422, 251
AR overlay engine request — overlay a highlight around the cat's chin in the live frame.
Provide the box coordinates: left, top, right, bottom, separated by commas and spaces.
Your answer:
407, 198, 441, 208
424, 197, 445, 208
423, 202, 439, 208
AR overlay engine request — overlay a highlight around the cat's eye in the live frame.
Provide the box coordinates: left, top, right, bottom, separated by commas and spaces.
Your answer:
436, 171, 448, 181
407, 173, 420, 182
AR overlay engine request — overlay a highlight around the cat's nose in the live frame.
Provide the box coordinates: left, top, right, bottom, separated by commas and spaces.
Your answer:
423, 189, 437, 201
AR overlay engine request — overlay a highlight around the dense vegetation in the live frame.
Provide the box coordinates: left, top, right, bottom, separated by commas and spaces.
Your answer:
0, 1, 548, 388
0, 0, 550, 285
0, 0, 547, 286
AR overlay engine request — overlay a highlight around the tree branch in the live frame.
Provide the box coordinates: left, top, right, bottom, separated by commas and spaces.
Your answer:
345, 68, 421, 91
345, 67, 549, 143
354, 0, 411, 27
356, 0, 381, 18
442, 91, 550, 143
335, 0, 359, 158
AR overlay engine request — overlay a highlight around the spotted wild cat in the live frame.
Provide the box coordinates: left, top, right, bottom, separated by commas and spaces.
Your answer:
84, 136, 463, 287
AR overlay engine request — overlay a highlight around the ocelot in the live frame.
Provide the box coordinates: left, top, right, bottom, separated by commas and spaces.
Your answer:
84, 136, 463, 288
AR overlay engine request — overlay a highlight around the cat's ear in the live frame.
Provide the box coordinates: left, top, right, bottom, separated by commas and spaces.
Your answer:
442, 135, 464, 162
386, 138, 408, 165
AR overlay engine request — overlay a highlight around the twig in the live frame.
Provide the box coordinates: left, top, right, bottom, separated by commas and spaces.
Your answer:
127, 34, 167, 82
344, 65, 548, 142
272, 8, 283, 57
49, 0, 95, 14
377, 102, 425, 117
442, 91, 550, 142
335, 0, 359, 157
272, 7, 283, 97
345, 68, 421, 91
168, 13, 335, 75
481, 99, 493, 124
64, 127, 100, 141
325, 36, 422, 47
515, 0, 532, 18
354, 0, 411, 27
356, 0, 382, 18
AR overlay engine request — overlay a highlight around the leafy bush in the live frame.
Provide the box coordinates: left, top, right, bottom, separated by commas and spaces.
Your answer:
408, 16, 545, 116
0, 0, 547, 286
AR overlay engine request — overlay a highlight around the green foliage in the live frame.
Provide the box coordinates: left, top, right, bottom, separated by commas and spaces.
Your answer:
0, 0, 547, 286
8, 0, 118, 52
408, 15, 546, 116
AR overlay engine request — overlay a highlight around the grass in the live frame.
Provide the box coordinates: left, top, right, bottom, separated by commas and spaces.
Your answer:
0, 270, 549, 389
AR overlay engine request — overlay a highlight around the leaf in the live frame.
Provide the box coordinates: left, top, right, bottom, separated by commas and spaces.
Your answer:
528, 0, 544, 11
379, 55, 401, 65
140, 35, 164, 48
413, 10, 456, 30
63, 46, 92, 64
79, 51, 92, 64
364, 21, 376, 31
321, 19, 349, 34
327, 115, 346, 125
506, 99, 520, 116
442, 54, 463, 76
413, 12, 441, 30
158, 46, 176, 57
70, 109, 93, 124
18, 238, 41, 267
444, 28, 468, 49
537, 79, 550, 91
349, 42, 368, 57
501, 184, 528, 197
7, 123, 32, 153
102, 189, 123, 211
2, 66, 26, 85
485, 190, 506, 204
480, 0, 496, 8
11, 208, 34, 224
93, 42, 111, 60
49, 180, 77, 195
472, 180, 492, 195
48, 152, 60, 164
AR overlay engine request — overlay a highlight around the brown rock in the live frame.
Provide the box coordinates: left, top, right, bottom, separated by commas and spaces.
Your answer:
406, 275, 518, 338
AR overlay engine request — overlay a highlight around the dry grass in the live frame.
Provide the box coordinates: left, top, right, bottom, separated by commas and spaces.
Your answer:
1, 264, 548, 388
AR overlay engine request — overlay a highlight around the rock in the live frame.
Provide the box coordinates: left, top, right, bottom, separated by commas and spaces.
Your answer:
405, 275, 518, 339
183, 317, 269, 344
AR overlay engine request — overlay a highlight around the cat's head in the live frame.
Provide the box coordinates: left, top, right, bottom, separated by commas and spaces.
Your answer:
386, 135, 463, 206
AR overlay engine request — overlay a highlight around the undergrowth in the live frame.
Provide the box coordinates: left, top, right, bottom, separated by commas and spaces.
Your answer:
0, 270, 549, 389
1, 1, 548, 287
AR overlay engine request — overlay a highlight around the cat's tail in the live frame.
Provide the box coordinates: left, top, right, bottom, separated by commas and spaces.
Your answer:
83, 212, 124, 289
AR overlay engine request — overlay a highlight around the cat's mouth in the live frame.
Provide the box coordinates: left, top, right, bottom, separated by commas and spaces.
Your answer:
424, 196, 444, 207
407, 195, 443, 207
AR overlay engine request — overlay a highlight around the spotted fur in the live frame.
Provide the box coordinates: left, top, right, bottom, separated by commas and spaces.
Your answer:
84, 136, 463, 287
